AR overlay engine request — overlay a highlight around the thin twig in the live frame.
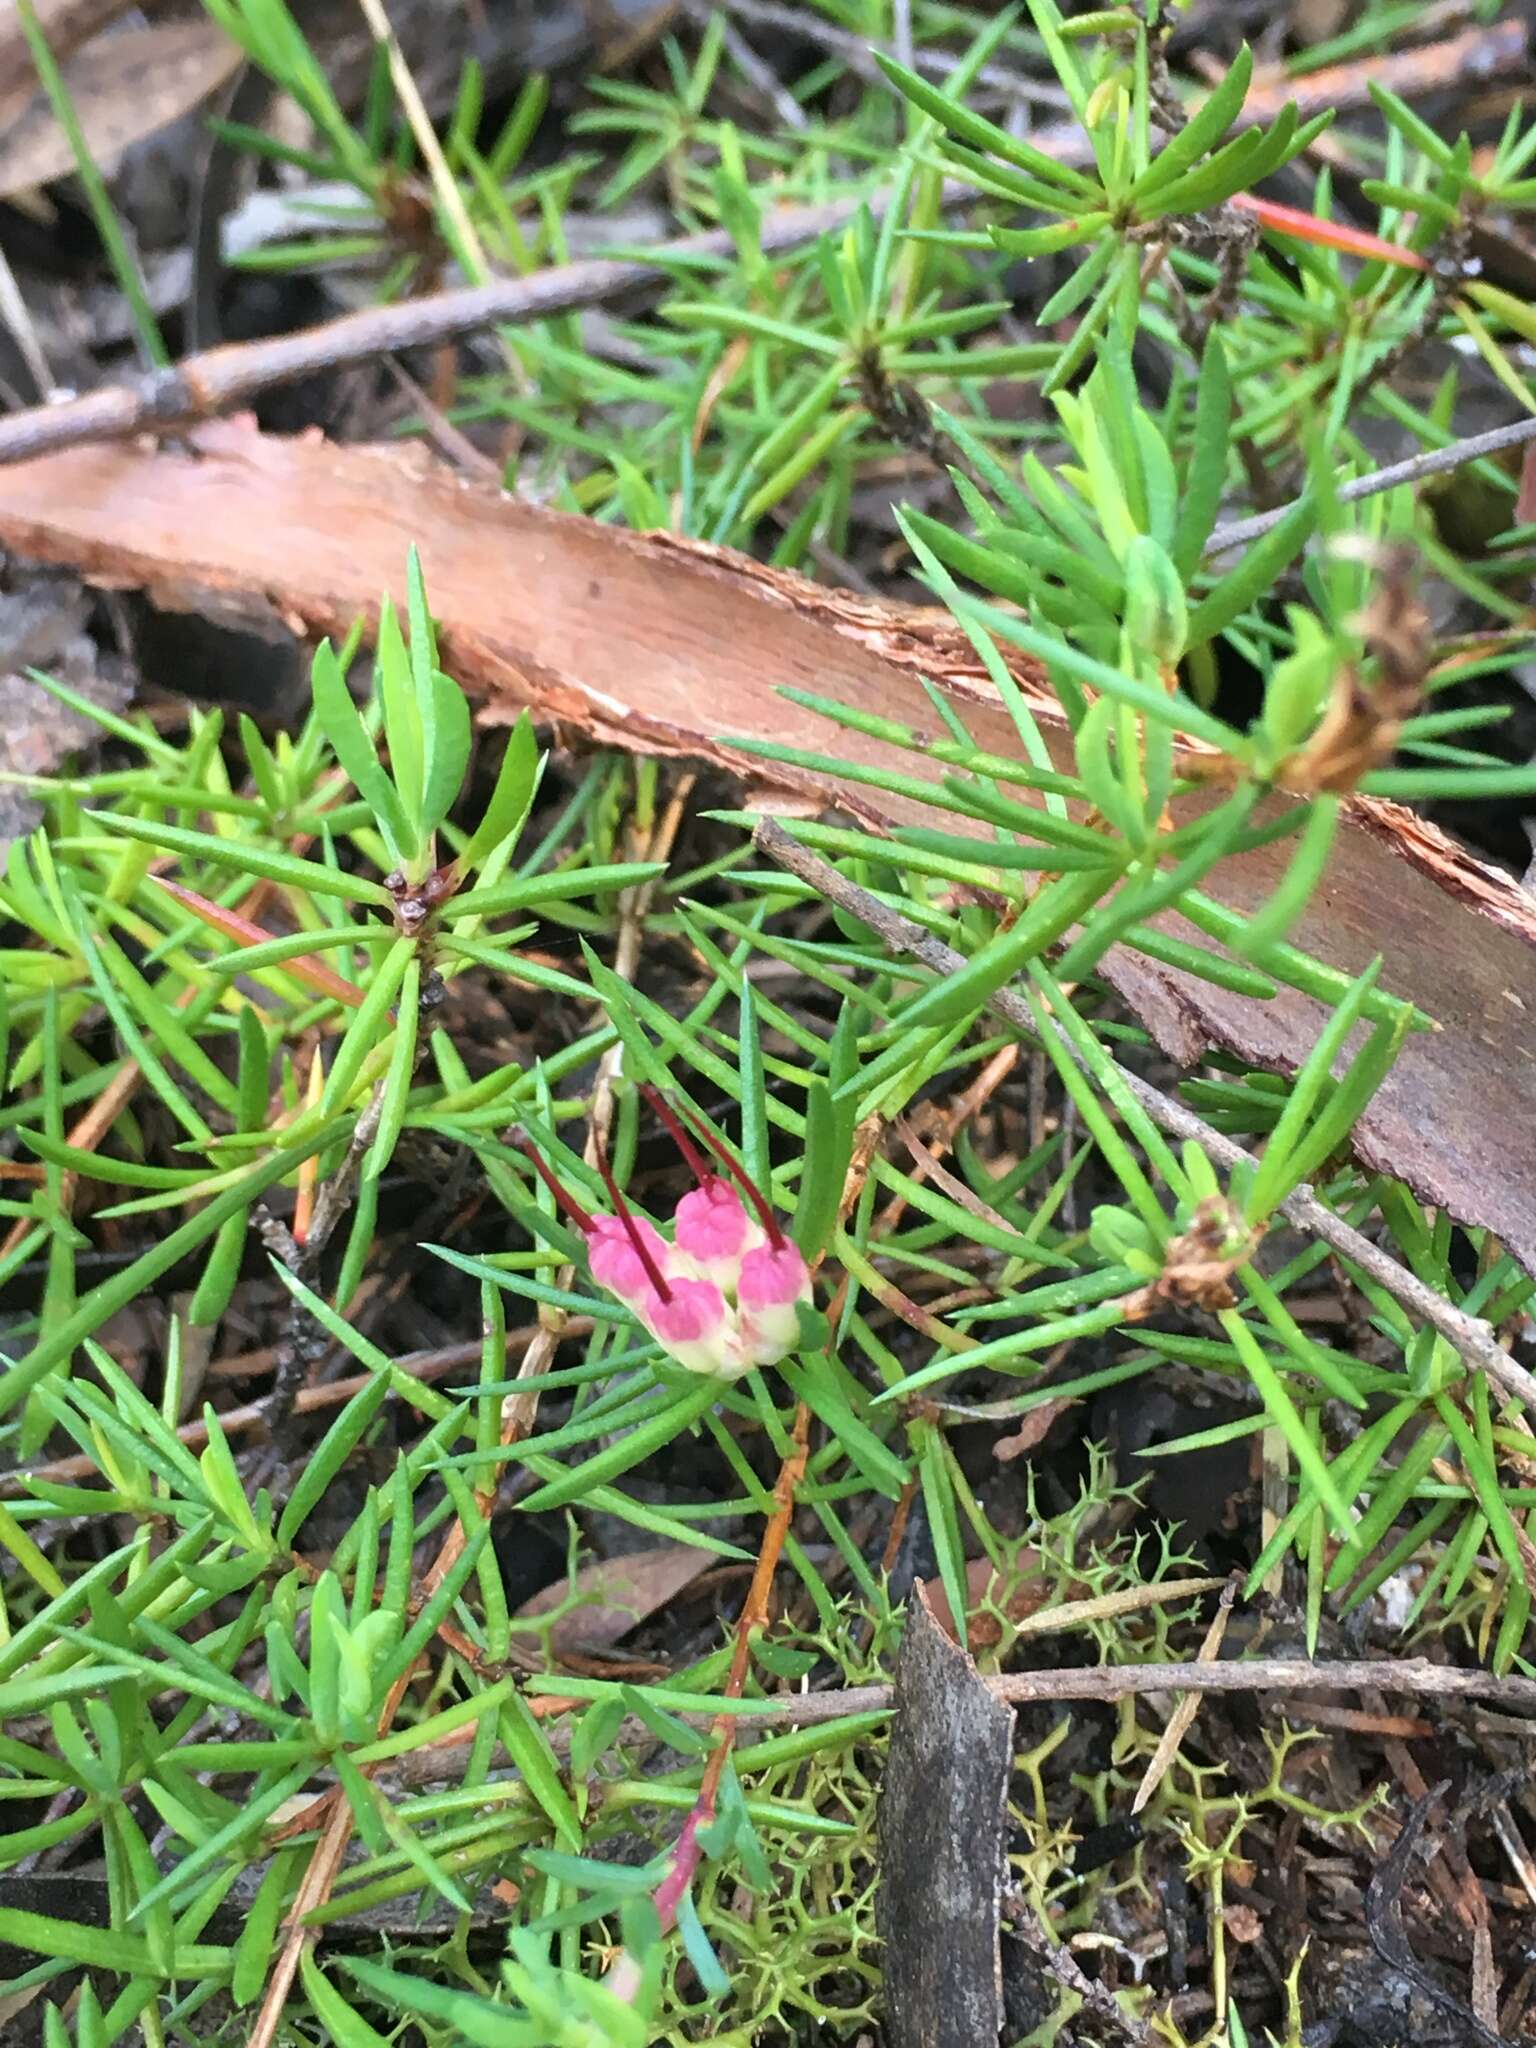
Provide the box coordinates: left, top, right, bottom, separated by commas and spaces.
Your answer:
0, 241, 55, 401
297, 1078, 388, 1269
0, 7, 1524, 478
0, 187, 964, 467
1006, 1901, 1157, 2047
755, 821, 1536, 1416
247, 1794, 355, 2048
691, 0, 808, 129
386, 1645, 1535, 1785
539, 1653, 1536, 1728
1132, 1573, 1239, 1814
1205, 414, 1536, 557
353, 0, 487, 282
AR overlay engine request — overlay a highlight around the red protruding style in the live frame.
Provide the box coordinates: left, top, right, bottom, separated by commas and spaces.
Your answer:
594, 1141, 674, 1304
516, 1133, 597, 1235
664, 1097, 788, 1252
640, 1083, 717, 1187
643, 1086, 761, 1275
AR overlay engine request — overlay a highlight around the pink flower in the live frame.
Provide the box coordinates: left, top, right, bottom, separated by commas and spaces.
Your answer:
673, 1179, 765, 1288
737, 1241, 812, 1366
650, 1276, 745, 1378
515, 1091, 814, 1379
586, 1211, 671, 1302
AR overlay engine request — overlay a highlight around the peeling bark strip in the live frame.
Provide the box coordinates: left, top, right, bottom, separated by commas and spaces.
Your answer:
3, 421, 1536, 1266
878, 1584, 1014, 2048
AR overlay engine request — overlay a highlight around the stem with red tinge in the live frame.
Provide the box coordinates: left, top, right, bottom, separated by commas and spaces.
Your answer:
640, 1083, 718, 1188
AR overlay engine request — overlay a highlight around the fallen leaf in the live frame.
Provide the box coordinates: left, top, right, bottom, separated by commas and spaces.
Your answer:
920, 1551, 1054, 1643
992, 1399, 1076, 1465
513, 1543, 714, 1655
0, 0, 130, 131
2, 422, 1536, 1268
0, 20, 241, 201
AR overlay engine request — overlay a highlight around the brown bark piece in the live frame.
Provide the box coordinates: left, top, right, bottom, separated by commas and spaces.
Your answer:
1, 422, 1535, 1266
878, 1581, 1015, 2048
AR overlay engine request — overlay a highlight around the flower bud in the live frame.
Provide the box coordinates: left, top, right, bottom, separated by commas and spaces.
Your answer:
737, 1241, 812, 1366
673, 1178, 765, 1287
520, 1108, 814, 1381
648, 1276, 749, 1378
1122, 534, 1188, 669
586, 1212, 673, 1309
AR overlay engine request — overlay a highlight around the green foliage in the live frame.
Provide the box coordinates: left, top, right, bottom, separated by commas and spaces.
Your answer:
6, 1, 1536, 2042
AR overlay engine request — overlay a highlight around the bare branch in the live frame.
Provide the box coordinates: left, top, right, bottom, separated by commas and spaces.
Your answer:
0, 187, 951, 467
525, 1653, 1536, 1728
1206, 414, 1536, 558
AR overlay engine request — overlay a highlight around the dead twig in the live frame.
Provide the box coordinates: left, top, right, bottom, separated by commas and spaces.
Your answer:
718, 0, 1074, 111
1132, 1574, 1240, 1815
537, 1653, 1536, 1729
0, 10, 1523, 474
0, 188, 966, 467
1207, 414, 1536, 557
1005, 1901, 1157, 2046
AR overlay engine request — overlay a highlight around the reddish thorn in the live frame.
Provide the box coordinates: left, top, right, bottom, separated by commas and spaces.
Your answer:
594, 1140, 674, 1304
515, 1133, 597, 1235
640, 1083, 716, 1186
668, 1100, 786, 1252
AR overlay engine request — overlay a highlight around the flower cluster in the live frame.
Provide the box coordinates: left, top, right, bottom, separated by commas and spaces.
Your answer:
519, 1089, 811, 1380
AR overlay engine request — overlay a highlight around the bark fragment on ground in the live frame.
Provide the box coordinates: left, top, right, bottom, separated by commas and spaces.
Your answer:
877, 1582, 1017, 2048
3, 421, 1535, 1265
